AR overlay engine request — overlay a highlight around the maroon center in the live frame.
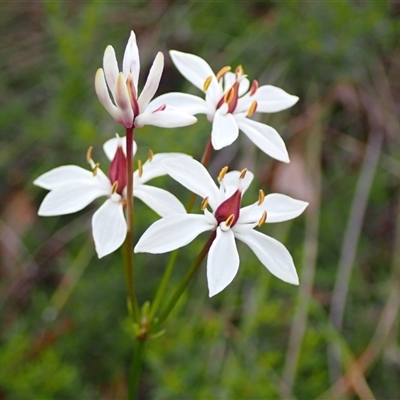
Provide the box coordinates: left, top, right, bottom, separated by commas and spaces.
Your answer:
109, 146, 127, 195
214, 189, 242, 227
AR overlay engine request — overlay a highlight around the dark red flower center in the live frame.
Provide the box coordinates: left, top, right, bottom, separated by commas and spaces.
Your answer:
214, 189, 242, 227
109, 146, 127, 195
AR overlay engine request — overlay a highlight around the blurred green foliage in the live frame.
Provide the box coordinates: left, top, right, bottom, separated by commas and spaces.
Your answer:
1, 0, 400, 398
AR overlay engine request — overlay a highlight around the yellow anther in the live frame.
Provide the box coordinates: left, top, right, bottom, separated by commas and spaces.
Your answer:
216, 66, 231, 81
225, 214, 235, 228
111, 181, 119, 194
203, 76, 212, 91
148, 149, 154, 162
235, 65, 244, 76
218, 166, 229, 182
86, 146, 93, 163
258, 189, 265, 206
92, 162, 100, 176
223, 87, 235, 104
247, 100, 258, 117
138, 160, 143, 178
258, 211, 267, 227
201, 197, 209, 211
239, 168, 248, 179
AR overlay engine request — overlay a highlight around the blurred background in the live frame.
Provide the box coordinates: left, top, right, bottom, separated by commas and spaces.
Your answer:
1, 1, 400, 398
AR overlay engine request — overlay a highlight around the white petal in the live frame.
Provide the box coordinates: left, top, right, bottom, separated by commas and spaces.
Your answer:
114, 72, 134, 127
211, 109, 239, 150
238, 77, 250, 96
220, 170, 254, 198
147, 93, 209, 115
239, 194, 308, 224
103, 136, 137, 161
34, 165, 93, 190
236, 116, 290, 163
134, 214, 214, 254
137, 52, 164, 113
135, 153, 192, 185
134, 185, 186, 217
92, 197, 127, 258
170, 50, 217, 92
223, 72, 236, 91
163, 157, 220, 209
238, 85, 299, 113
95, 69, 122, 123
207, 227, 239, 297
103, 45, 119, 94
135, 107, 197, 128
234, 228, 299, 285
122, 31, 140, 90
38, 182, 109, 216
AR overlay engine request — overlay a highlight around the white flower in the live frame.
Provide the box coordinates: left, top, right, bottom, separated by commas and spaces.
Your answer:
134, 157, 308, 296
95, 31, 197, 129
148, 51, 298, 162
34, 136, 187, 258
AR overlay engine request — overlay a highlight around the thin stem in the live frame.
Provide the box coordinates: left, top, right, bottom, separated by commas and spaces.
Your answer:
148, 138, 214, 321
125, 126, 139, 322
128, 338, 146, 400
154, 231, 216, 329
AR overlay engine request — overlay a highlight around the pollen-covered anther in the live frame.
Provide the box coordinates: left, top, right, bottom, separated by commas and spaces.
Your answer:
201, 197, 209, 211
148, 149, 154, 162
224, 87, 235, 104
216, 66, 231, 81
218, 166, 229, 182
225, 214, 235, 228
249, 80, 259, 96
92, 163, 100, 176
138, 160, 143, 178
258, 211, 267, 227
258, 189, 265, 206
111, 181, 119, 194
203, 76, 212, 91
239, 168, 248, 179
235, 65, 244, 76
247, 101, 258, 117
86, 146, 93, 164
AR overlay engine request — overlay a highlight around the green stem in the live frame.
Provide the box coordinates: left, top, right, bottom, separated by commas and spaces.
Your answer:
148, 138, 214, 322
128, 338, 146, 400
154, 232, 216, 329
125, 126, 139, 322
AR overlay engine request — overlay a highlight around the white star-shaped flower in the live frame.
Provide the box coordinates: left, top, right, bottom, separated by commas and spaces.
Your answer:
134, 157, 308, 296
148, 51, 298, 162
34, 136, 187, 258
95, 31, 197, 129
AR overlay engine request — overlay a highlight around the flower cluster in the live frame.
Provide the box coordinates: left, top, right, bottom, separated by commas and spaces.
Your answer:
36, 30, 308, 297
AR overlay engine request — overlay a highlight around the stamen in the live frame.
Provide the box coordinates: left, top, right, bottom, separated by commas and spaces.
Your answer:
235, 65, 244, 76
86, 146, 93, 164
249, 80, 259, 96
138, 160, 143, 177
218, 166, 229, 182
223, 87, 235, 104
258, 211, 267, 227
258, 189, 265, 206
247, 101, 258, 117
225, 214, 235, 228
239, 168, 248, 179
216, 66, 231, 81
201, 197, 209, 211
111, 181, 119, 194
148, 149, 154, 162
203, 76, 212, 91
92, 162, 100, 177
